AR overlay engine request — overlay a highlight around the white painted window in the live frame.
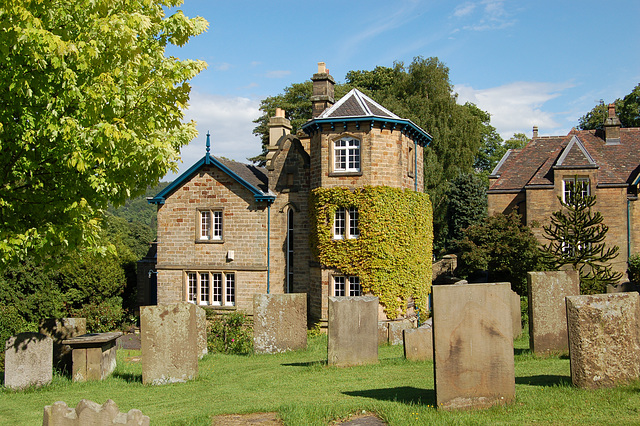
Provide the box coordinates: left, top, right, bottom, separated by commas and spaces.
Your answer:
563, 177, 590, 203
334, 275, 361, 297
199, 210, 223, 241
334, 137, 360, 172
333, 207, 359, 240
186, 271, 235, 307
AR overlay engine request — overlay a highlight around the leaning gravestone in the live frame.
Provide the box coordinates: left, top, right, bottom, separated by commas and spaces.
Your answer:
566, 292, 640, 389
432, 282, 515, 410
4, 332, 52, 390
39, 317, 86, 373
43, 399, 149, 426
253, 293, 307, 354
328, 296, 378, 367
140, 302, 198, 385
403, 318, 433, 361
195, 306, 208, 359
527, 270, 580, 354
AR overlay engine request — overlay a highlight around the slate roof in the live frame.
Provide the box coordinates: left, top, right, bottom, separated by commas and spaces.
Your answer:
317, 89, 401, 120
489, 128, 640, 192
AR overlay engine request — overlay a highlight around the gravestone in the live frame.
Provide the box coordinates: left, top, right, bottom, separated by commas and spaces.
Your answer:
511, 290, 522, 339
432, 282, 514, 410
43, 399, 149, 426
253, 293, 307, 354
527, 270, 580, 354
140, 302, 198, 385
39, 317, 86, 373
377, 322, 389, 345
195, 306, 208, 359
403, 318, 433, 361
388, 319, 413, 345
566, 292, 640, 389
63, 332, 121, 382
328, 296, 378, 367
4, 332, 52, 390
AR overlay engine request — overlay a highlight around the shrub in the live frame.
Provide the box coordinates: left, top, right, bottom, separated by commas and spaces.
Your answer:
206, 311, 253, 355
0, 304, 29, 371
72, 298, 124, 333
628, 254, 640, 284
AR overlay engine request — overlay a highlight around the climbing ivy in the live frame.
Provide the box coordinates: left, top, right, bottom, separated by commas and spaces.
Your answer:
310, 186, 433, 319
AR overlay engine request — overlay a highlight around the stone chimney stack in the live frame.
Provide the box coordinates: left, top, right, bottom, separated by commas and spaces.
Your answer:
266, 108, 292, 170
311, 62, 335, 118
533, 126, 539, 139
604, 103, 621, 145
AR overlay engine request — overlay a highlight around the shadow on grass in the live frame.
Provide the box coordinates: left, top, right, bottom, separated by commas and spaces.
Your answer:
516, 375, 571, 387
112, 372, 142, 383
343, 386, 435, 405
281, 360, 327, 367
514, 348, 531, 356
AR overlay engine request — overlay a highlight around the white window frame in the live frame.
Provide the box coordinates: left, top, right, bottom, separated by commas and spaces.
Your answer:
333, 137, 360, 173
186, 271, 236, 307
562, 176, 590, 203
198, 209, 223, 241
333, 275, 361, 297
333, 207, 359, 240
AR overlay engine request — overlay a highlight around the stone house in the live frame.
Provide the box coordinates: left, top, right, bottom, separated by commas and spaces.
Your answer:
140, 63, 432, 322
487, 104, 640, 279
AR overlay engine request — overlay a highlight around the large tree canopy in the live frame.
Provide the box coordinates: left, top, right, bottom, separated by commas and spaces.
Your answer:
252, 57, 488, 251
0, 0, 207, 264
578, 83, 640, 130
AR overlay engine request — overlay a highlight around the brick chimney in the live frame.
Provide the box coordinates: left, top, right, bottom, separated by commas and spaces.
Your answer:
311, 62, 335, 118
604, 103, 621, 145
532, 126, 539, 138
266, 108, 291, 170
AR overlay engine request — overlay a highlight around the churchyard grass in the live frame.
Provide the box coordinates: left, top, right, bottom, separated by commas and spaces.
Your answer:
2, 331, 640, 425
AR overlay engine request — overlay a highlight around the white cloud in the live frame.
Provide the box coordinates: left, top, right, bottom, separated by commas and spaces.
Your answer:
453, 2, 476, 17
265, 70, 291, 79
215, 62, 232, 71
455, 81, 575, 139
452, 0, 516, 32
163, 92, 263, 181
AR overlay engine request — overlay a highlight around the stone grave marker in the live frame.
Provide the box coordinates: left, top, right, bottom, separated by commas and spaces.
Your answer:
511, 290, 522, 339
195, 306, 208, 359
4, 332, 52, 390
253, 293, 307, 354
39, 317, 86, 373
432, 282, 515, 410
566, 292, 640, 389
527, 270, 579, 354
63, 332, 121, 382
43, 399, 149, 426
377, 321, 389, 345
403, 318, 433, 361
328, 296, 378, 367
388, 319, 413, 345
140, 302, 198, 385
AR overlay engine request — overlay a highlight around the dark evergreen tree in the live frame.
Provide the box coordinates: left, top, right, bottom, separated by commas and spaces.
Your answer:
541, 189, 622, 294
447, 172, 487, 247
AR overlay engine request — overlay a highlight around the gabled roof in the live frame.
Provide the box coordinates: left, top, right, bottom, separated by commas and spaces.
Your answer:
301, 88, 432, 147
148, 135, 274, 205
488, 128, 640, 192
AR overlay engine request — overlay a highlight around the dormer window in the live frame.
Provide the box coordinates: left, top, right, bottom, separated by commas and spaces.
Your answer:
334, 137, 360, 173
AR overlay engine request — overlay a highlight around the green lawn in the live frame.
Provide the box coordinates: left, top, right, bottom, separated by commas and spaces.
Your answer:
2, 332, 640, 425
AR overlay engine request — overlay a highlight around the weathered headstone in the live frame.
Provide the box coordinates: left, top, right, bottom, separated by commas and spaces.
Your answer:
328, 296, 378, 367
566, 292, 640, 389
388, 319, 413, 345
43, 399, 149, 426
403, 318, 433, 361
511, 290, 522, 339
195, 306, 208, 359
140, 302, 198, 385
4, 332, 52, 390
39, 318, 86, 373
63, 332, 121, 382
527, 270, 580, 354
432, 283, 515, 410
377, 322, 389, 345
253, 293, 307, 354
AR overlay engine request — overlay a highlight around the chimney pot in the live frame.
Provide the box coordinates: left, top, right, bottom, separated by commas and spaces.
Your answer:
533, 126, 539, 138
318, 62, 326, 74
275, 107, 285, 118
608, 103, 616, 118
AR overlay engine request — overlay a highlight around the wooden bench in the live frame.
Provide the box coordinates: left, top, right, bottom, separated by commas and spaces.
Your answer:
62, 332, 122, 382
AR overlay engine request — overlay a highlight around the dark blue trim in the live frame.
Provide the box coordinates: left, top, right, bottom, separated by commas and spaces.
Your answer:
148, 154, 275, 205
301, 116, 432, 146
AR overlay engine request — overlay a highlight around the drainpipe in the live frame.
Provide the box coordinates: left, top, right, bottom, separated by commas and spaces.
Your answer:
267, 204, 271, 294
414, 140, 418, 192
628, 198, 632, 260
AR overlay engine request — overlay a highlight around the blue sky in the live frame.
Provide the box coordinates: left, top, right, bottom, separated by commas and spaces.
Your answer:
163, 0, 640, 180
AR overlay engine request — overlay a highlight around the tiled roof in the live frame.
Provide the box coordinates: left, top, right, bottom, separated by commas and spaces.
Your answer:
317, 89, 400, 119
216, 157, 269, 194
488, 128, 640, 192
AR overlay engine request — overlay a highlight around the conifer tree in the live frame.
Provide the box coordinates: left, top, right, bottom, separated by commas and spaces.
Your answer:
541, 186, 622, 294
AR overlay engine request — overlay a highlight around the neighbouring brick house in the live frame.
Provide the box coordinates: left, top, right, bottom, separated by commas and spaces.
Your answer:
139, 63, 432, 322
487, 104, 640, 279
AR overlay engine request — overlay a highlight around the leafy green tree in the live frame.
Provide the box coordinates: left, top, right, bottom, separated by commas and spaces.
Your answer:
447, 172, 487, 246
0, 0, 207, 265
504, 133, 530, 150
541, 191, 622, 294
469, 104, 504, 174
578, 100, 611, 130
578, 83, 640, 130
457, 212, 543, 295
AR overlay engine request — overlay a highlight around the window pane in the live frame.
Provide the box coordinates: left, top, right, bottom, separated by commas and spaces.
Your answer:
212, 211, 223, 240
349, 276, 361, 296
334, 208, 346, 239
199, 273, 209, 305
334, 276, 345, 296
200, 211, 211, 239
348, 207, 359, 238
188, 273, 197, 303
212, 273, 222, 306
225, 273, 235, 306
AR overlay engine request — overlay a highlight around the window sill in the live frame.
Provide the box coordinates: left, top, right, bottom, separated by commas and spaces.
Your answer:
195, 239, 225, 244
329, 172, 362, 177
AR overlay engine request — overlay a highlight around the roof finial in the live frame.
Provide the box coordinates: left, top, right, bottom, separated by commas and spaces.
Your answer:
206, 131, 211, 155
